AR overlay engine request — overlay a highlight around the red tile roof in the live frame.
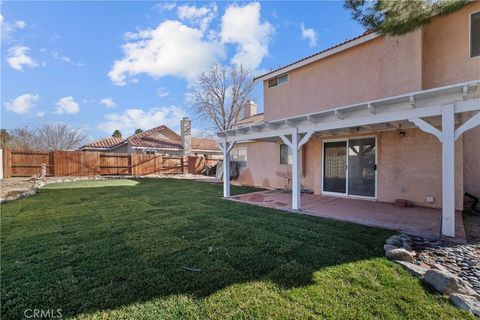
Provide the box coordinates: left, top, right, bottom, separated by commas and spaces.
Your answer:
81, 125, 219, 152
81, 137, 124, 149
128, 137, 183, 149
254, 31, 374, 81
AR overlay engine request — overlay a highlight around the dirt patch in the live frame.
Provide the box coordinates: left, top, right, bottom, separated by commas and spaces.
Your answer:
463, 212, 480, 244
1, 178, 37, 200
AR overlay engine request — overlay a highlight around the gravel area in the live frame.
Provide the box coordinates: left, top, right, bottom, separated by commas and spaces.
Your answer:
412, 237, 480, 295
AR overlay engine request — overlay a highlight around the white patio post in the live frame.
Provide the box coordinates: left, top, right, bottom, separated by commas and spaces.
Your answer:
220, 140, 235, 198
410, 103, 459, 237
291, 127, 300, 210
441, 104, 455, 237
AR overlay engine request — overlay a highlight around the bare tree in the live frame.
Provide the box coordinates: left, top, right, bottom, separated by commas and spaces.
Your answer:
192, 64, 254, 131
35, 123, 86, 150
5, 126, 37, 150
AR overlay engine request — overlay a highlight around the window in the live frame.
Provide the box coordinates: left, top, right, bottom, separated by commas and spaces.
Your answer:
267, 74, 289, 88
280, 144, 292, 165
232, 147, 247, 168
268, 78, 278, 88
471, 12, 480, 58
145, 150, 155, 155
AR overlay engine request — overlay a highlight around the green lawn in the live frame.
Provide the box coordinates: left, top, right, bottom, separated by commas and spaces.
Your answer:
1, 179, 473, 319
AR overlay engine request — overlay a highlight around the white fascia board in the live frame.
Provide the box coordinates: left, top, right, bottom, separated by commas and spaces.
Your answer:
254, 32, 381, 83
226, 127, 294, 143
296, 98, 479, 135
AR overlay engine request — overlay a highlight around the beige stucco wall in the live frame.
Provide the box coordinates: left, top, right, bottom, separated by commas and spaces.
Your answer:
463, 122, 480, 196
236, 128, 465, 210
263, 2, 480, 122
422, 2, 480, 89
263, 31, 423, 121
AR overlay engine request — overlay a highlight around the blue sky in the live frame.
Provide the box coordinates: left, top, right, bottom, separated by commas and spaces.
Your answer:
1, 1, 364, 141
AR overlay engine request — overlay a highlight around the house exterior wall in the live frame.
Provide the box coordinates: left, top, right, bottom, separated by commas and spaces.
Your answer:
422, 2, 480, 89
235, 128, 465, 210
463, 123, 480, 196
263, 33, 423, 121
262, 2, 479, 122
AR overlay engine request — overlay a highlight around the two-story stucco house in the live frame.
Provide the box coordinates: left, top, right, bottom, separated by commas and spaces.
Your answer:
217, 3, 480, 240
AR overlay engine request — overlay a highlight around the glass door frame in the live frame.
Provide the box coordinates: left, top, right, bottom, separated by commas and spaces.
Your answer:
321, 135, 378, 200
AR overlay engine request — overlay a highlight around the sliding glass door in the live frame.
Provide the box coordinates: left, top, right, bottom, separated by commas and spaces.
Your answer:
348, 138, 376, 197
323, 141, 347, 193
323, 138, 376, 198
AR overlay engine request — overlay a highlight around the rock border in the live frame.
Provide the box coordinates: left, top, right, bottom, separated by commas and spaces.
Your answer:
384, 234, 480, 317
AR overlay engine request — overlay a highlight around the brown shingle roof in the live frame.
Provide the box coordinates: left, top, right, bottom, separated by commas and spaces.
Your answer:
81, 137, 124, 149
192, 137, 219, 150
234, 113, 265, 128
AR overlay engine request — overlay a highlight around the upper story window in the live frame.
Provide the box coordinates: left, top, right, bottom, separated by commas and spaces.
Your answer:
232, 146, 247, 168
280, 144, 292, 165
268, 74, 289, 88
471, 12, 480, 58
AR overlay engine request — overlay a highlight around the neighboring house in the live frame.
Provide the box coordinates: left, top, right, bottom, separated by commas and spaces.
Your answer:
219, 3, 480, 238
81, 117, 222, 158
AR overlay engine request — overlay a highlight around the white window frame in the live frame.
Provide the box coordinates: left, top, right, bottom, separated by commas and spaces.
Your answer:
321, 135, 378, 200
232, 146, 248, 167
267, 73, 289, 88
279, 143, 292, 165
470, 10, 480, 59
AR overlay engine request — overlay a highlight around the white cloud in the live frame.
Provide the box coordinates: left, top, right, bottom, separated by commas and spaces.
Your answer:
36, 111, 45, 117
15, 20, 26, 29
51, 50, 71, 63
55, 96, 80, 114
97, 106, 186, 134
220, 2, 273, 70
153, 2, 176, 12
157, 87, 169, 98
109, 20, 224, 85
1, 15, 27, 40
50, 50, 85, 66
177, 3, 217, 31
7, 46, 38, 71
100, 97, 116, 108
4, 93, 40, 114
300, 23, 317, 47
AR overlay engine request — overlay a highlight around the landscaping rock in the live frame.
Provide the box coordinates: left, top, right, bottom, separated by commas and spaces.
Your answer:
449, 293, 480, 317
386, 235, 404, 247
384, 244, 398, 252
424, 269, 478, 296
396, 260, 428, 278
402, 241, 412, 251
385, 248, 415, 263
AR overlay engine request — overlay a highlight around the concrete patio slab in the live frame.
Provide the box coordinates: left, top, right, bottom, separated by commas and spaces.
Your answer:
229, 190, 466, 243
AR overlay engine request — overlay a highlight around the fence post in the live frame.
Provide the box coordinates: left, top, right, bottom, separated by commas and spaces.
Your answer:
3, 149, 11, 178
129, 154, 133, 176
158, 155, 163, 176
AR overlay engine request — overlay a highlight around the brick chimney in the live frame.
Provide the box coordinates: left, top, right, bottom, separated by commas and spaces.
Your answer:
180, 117, 192, 155
243, 100, 257, 119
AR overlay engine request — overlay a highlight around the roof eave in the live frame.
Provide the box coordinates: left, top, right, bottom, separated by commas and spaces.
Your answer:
253, 32, 380, 83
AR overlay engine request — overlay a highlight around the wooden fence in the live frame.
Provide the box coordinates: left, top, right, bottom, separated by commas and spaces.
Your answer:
1, 149, 218, 178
